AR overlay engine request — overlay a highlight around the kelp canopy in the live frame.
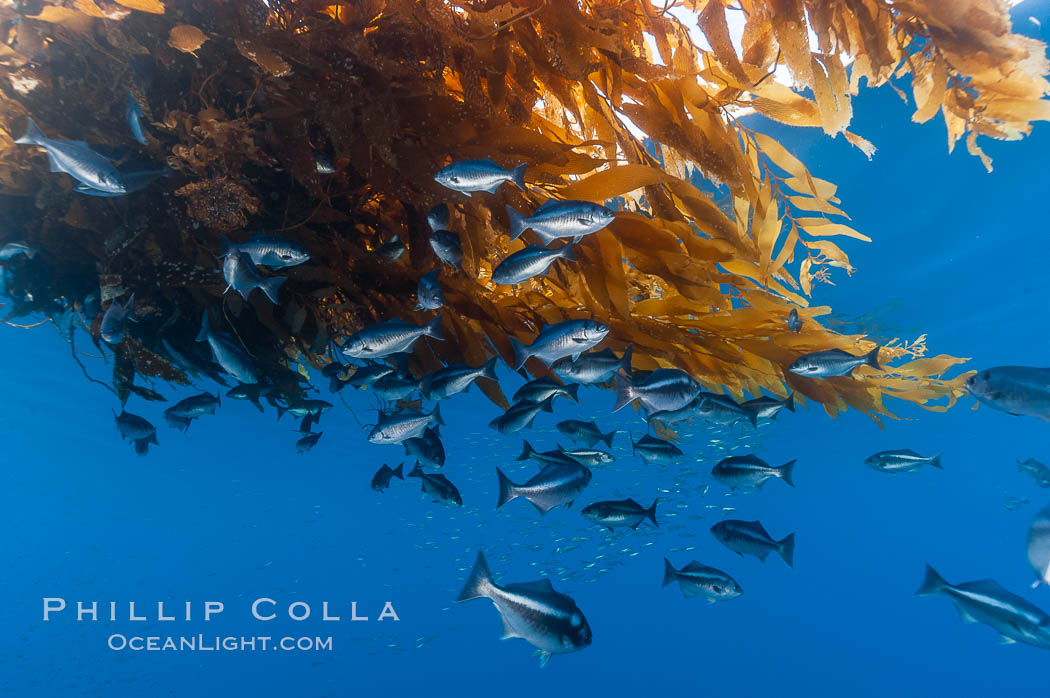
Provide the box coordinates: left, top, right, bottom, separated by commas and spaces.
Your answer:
0, 0, 1046, 420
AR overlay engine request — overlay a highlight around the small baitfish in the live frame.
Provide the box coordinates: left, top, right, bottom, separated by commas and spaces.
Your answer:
402, 427, 445, 468
296, 431, 322, 454
164, 392, 220, 432
552, 345, 632, 385
864, 449, 942, 474
506, 200, 615, 244
613, 369, 699, 413
966, 366, 1050, 423
1019, 458, 1050, 488
196, 310, 260, 384
222, 251, 285, 304
429, 230, 463, 270
343, 316, 444, 359
789, 346, 881, 378
456, 551, 591, 667
491, 244, 575, 285
662, 558, 742, 602
581, 498, 657, 530
15, 118, 126, 194
99, 293, 136, 344
496, 462, 592, 514
631, 433, 682, 465
712, 454, 796, 489
220, 233, 310, 268
371, 463, 405, 492
488, 397, 555, 435
511, 376, 579, 405
711, 519, 795, 567
408, 463, 462, 505
1028, 505, 1050, 588
509, 319, 609, 370
420, 358, 498, 401
368, 404, 444, 444
556, 420, 614, 448
415, 269, 444, 311
435, 159, 526, 194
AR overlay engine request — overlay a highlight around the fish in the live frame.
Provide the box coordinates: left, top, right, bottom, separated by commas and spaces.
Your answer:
506, 200, 616, 244
646, 397, 704, 427
343, 317, 444, 359
371, 463, 405, 491
296, 431, 322, 454
415, 269, 444, 311
0, 241, 38, 260
556, 446, 614, 467
222, 251, 285, 304
696, 393, 758, 428
789, 346, 881, 378
511, 376, 580, 405
15, 118, 127, 194
556, 420, 614, 448
131, 433, 159, 457
712, 454, 797, 489
373, 373, 419, 401
488, 397, 555, 435
741, 394, 795, 421
456, 551, 591, 667
225, 383, 275, 411
662, 559, 742, 602
196, 310, 260, 385
407, 463, 462, 505
631, 433, 683, 465
495, 462, 592, 514
787, 307, 802, 334
375, 235, 406, 261
220, 233, 310, 268
916, 565, 1050, 648
402, 427, 445, 468
164, 392, 220, 431
581, 498, 658, 530
613, 369, 699, 413
420, 358, 498, 400
344, 363, 396, 389
368, 404, 444, 444
114, 409, 156, 441
865, 449, 943, 474
314, 152, 335, 174
434, 159, 526, 194
125, 89, 148, 145
71, 167, 172, 197
552, 345, 632, 385
427, 203, 450, 232
276, 399, 333, 420
429, 230, 463, 270
99, 293, 136, 344
509, 319, 609, 370
491, 244, 575, 285
1019, 458, 1050, 488
966, 366, 1050, 423
711, 520, 795, 567
1028, 505, 1050, 587
517, 440, 580, 468
321, 362, 347, 379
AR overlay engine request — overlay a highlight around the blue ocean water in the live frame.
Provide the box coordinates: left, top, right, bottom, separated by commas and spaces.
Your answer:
3, 11, 1050, 698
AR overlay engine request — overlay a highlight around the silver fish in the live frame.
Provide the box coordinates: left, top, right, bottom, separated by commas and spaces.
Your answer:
787, 307, 802, 333
509, 319, 609, 370
371, 463, 405, 491
557, 445, 614, 467
415, 269, 444, 311
0, 241, 38, 260
1019, 458, 1050, 488
114, 409, 156, 441
1028, 505, 1050, 587
15, 118, 126, 194
662, 559, 742, 602
343, 316, 444, 359
71, 167, 171, 197
631, 433, 682, 465
488, 397, 555, 435
222, 251, 285, 304
556, 420, 614, 448
789, 346, 881, 378
492, 244, 575, 285
506, 200, 615, 244
581, 498, 657, 530
917, 565, 1050, 648
711, 519, 795, 567
277, 399, 333, 420
646, 397, 704, 427
696, 393, 758, 428
100, 292, 136, 344
435, 159, 526, 194
429, 230, 462, 270
713, 454, 796, 489
613, 369, 699, 413
296, 431, 322, 454
408, 463, 461, 505
368, 404, 443, 444
456, 551, 591, 667
427, 203, 450, 232
196, 310, 260, 384
402, 427, 445, 468
496, 462, 592, 514
512, 376, 579, 404
373, 373, 418, 401
865, 449, 942, 474
552, 345, 632, 385
741, 394, 795, 421
345, 363, 396, 388
967, 366, 1050, 423
517, 440, 580, 468
420, 358, 498, 400
125, 89, 148, 145
220, 233, 310, 268
164, 392, 220, 431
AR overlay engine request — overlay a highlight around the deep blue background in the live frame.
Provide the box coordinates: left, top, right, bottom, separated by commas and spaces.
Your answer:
2, 5, 1050, 695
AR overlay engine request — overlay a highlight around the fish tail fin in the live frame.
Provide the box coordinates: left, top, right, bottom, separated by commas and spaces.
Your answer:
510, 163, 527, 190
509, 335, 530, 371
455, 551, 494, 602
565, 383, 581, 402
516, 440, 536, 461
408, 463, 423, 478
424, 314, 445, 341
778, 533, 796, 568
15, 117, 44, 145
647, 499, 659, 527
506, 205, 527, 240
784, 393, 796, 412
779, 459, 798, 487
612, 373, 635, 412
601, 430, 616, 448
621, 343, 633, 375
480, 356, 498, 382
930, 452, 943, 470
662, 557, 677, 587
865, 345, 882, 371
392, 463, 404, 480
215, 391, 221, 407
431, 402, 444, 427
495, 468, 520, 508
538, 395, 555, 413
260, 276, 285, 304
196, 310, 211, 342
559, 243, 576, 262
917, 564, 948, 596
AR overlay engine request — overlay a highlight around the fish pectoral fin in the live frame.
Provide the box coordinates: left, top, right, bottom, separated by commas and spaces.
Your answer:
534, 650, 553, 668
999, 634, 1017, 645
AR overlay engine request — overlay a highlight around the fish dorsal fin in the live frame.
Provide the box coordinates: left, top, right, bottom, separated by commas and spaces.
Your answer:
748, 520, 771, 537
624, 498, 641, 508
592, 348, 616, 358
638, 434, 662, 445
964, 579, 1012, 597
681, 562, 709, 574
507, 578, 555, 594
534, 199, 561, 214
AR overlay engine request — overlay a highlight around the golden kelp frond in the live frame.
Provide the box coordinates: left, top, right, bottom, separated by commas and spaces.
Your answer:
0, 0, 1038, 418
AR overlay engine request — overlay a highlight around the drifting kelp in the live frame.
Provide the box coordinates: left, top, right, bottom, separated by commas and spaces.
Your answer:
0, 0, 1045, 420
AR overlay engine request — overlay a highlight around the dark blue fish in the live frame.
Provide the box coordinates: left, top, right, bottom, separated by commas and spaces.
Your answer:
125, 90, 148, 145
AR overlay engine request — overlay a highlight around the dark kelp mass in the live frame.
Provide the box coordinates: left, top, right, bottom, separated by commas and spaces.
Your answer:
0, 0, 1047, 419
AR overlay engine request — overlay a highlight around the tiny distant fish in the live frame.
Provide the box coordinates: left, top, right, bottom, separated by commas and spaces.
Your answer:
506, 200, 615, 244
581, 498, 657, 530
697, 393, 757, 428
373, 373, 418, 401
164, 391, 220, 431
512, 376, 579, 405
114, 409, 156, 441
517, 440, 580, 468
712, 454, 797, 489
343, 317, 444, 359
402, 426, 445, 468
631, 433, 683, 465
557, 445, 614, 467
345, 363, 396, 389
489, 397, 555, 435
916, 564, 1050, 649
415, 269, 444, 311
789, 346, 881, 378
556, 420, 614, 448
421, 358, 497, 400
741, 394, 795, 421
0, 241, 38, 260
220, 233, 310, 269
371, 462, 405, 491
509, 319, 609, 370
427, 203, 450, 232
375, 235, 406, 261
314, 152, 335, 174
369, 404, 444, 444
429, 230, 462, 270
662, 558, 742, 602
613, 369, 699, 413
711, 519, 795, 567
865, 449, 942, 474
492, 244, 575, 285
125, 89, 148, 145
1019, 458, 1050, 488
552, 345, 632, 385
967, 366, 1050, 423
456, 551, 591, 667
222, 251, 285, 304
496, 462, 592, 514
1028, 505, 1050, 587
435, 159, 526, 194
408, 463, 462, 505
100, 292, 136, 344
16, 118, 126, 194
787, 308, 802, 334
1005, 496, 1030, 512
197, 310, 260, 384
296, 431, 322, 454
